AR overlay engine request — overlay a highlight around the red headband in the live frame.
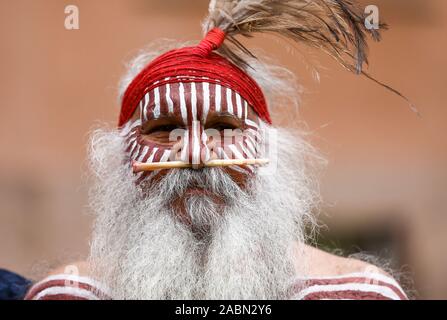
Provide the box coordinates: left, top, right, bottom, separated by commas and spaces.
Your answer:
118, 28, 271, 127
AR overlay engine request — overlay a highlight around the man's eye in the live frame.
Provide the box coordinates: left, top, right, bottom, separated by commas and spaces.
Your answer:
145, 124, 180, 134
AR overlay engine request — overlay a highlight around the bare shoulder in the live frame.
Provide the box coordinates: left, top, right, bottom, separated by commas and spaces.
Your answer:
295, 243, 392, 278
291, 243, 408, 300
47, 261, 92, 278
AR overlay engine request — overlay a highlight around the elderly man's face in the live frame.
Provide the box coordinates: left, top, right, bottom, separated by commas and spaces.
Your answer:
122, 82, 262, 193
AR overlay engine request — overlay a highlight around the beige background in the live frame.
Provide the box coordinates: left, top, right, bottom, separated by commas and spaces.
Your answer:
0, 0, 446, 298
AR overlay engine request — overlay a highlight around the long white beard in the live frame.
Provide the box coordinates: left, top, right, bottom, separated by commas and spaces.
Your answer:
87, 126, 320, 300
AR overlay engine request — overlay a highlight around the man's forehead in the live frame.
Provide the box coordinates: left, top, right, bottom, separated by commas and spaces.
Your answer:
131, 81, 260, 124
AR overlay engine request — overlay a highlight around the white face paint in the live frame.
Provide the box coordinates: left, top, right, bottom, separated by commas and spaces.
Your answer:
122, 78, 265, 182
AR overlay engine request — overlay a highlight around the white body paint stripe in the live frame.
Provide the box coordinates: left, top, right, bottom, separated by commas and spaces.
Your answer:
180, 131, 189, 162
120, 119, 141, 137
215, 84, 221, 112
146, 147, 159, 163
179, 82, 188, 124
236, 93, 242, 118
226, 88, 233, 114
137, 146, 149, 162
202, 82, 210, 122
293, 283, 401, 300
191, 82, 197, 121
153, 87, 161, 118
32, 274, 108, 295
33, 286, 100, 300
192, 121, 201, 165
143, 92, 150, 121
228, 145, 244, 159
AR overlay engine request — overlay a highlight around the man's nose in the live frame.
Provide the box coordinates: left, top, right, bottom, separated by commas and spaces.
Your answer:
187, 120, 209, 169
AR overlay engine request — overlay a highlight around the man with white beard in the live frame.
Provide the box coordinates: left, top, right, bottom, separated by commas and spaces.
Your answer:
24, 0, 408, 300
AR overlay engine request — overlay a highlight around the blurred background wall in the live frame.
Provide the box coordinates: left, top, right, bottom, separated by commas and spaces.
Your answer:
0, 0, 445, 299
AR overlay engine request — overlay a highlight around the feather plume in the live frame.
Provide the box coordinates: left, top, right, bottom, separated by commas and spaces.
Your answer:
203, 0, 418, 115
203, 0, 384, 74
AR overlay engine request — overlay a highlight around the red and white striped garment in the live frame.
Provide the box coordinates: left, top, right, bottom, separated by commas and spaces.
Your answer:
24, 272, 407, 300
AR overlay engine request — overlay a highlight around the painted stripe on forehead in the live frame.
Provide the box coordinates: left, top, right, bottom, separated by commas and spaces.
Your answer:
153, 87, 161, 118
236, 93, 243, 119
226, 88, 234, 115
179, 82, 188, 125
215, 84, 221, 113
202, 82, 210, 122
166, 83, 174, 113
143, 92, 150, 122
191, 82, 197, 121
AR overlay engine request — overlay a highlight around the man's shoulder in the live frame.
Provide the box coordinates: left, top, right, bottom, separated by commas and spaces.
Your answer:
24, 261, 107, 300
291, 244, 408, 300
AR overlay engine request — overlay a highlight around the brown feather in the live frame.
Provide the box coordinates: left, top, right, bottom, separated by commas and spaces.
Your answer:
202, 0, 383, 73
202, 0, 418, 115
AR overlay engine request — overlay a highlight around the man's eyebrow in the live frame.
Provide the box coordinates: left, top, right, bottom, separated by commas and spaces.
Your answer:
143, 112, 184, 124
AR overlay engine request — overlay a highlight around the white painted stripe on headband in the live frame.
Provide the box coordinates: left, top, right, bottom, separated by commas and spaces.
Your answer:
293, 283, 401, 300
244, 100, 248, 120
202, 82, 210, 122
215, 84, 221, 112
191, 82, 197, 121
226, 88, 234, 114
143, 92, 150, 122
179, 82, 188, 125
33, 286, 100, 300
236, 93, 243, 118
